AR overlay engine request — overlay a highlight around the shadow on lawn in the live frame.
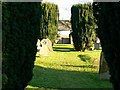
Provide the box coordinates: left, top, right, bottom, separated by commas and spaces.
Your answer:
27, 65, 112, 89
78, 54, 92, 63
53, 47, 75, 52
61, 64, 97, 69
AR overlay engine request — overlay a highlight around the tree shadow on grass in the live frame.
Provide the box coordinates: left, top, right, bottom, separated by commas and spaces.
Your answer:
26, 65, 113, 89
78, 54, 92, 63
61, 64, 97, 69
53, 47, 75, 52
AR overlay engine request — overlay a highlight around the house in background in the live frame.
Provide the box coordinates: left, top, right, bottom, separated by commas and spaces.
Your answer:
56, 20, 73, 44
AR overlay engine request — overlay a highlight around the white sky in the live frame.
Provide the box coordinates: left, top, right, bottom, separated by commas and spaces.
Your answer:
42, 0, 93, 20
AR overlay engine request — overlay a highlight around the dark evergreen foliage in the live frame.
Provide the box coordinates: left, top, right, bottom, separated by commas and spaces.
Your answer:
93, 2, 120, 90
71, 4, 96, 51
39, 2, 59, 44
2, 2, 41, 89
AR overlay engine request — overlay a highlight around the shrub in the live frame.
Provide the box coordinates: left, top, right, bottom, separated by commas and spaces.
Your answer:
39, 2, 59, 44
2, 2, 41, 89
93, 2, 120, 89
71, 4, 96, 51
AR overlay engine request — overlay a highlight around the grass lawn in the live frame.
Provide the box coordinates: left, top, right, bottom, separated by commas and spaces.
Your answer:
26, 44, 113, 89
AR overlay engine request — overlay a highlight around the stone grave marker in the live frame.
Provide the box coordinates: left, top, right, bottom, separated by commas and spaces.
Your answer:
39, 39, 53, 56
99, 51, 111, 80
36, 39, 41, 52
46, 38, 53, 52
94, 38, 100, 50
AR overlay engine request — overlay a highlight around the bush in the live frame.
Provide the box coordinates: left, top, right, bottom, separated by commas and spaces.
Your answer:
2, 2, 41, 89
93, 2, 120, 89
39, 2, 59, 44
71, 4, 96, 51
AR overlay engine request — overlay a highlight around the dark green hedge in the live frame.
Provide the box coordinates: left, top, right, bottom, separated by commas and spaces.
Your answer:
93, 2, 120, 89
2, 2, 41, 89
39, 2, 59, 44
71, 4, 96, 51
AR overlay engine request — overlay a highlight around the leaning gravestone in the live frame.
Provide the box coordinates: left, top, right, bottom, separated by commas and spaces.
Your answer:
99, 51, 111, 80
39, 39, 53, 56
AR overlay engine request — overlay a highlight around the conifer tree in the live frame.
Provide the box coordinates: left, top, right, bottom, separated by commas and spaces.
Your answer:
71, 4, 96, 51
2, 2, 41, 89
93, 2, 120, 89
39, 2, 59, 44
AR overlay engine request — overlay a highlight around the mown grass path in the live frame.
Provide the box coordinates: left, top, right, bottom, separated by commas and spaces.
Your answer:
26, 44, 113, 89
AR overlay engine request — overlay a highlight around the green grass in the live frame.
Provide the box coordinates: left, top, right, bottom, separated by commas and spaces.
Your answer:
26, 44, 113, 89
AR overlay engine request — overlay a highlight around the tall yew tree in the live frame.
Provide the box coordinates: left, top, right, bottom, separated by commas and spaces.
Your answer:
39, 2, 59, 44
93, 2, 120, 90
2, 2, 40, 89
71, 4, 96, 51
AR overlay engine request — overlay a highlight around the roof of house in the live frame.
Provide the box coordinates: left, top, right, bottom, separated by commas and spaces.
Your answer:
58, 20, 71, 31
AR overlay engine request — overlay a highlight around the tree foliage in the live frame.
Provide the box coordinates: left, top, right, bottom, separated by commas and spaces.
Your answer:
39, 2, 59, 44
2, 2, 41, 89
71, 4, 96, 51
93, 2, 120, 89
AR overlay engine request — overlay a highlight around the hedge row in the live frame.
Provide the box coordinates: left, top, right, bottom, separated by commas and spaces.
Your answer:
71, 4, 96, 51
2, 2, 41, 89
39, 2, 59, 44
93, 2, 120, 89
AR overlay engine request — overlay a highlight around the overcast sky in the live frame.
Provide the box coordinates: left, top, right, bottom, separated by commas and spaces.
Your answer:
42, 0, 93, 20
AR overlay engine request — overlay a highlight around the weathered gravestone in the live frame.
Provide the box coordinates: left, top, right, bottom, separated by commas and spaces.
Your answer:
92, 59, 100, 67
94, 38, 100, 50
36, 39, 41, 52
39, 39, 53, 56
99, 51, 111, 80
46, 38, 53, 52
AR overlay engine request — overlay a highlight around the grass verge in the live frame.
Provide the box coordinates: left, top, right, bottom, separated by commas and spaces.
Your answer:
26, 44, 113, 89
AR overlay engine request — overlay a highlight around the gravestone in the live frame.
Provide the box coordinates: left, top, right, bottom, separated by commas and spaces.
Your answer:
92, 59, 99, 67
94, 38, 100, 50
94, 43, 100, 50
69, 33, 73, 44
39, 39, 53, 56
91, 59, 99, 71
99, 51, 111, 80
36, 39, 41, 52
